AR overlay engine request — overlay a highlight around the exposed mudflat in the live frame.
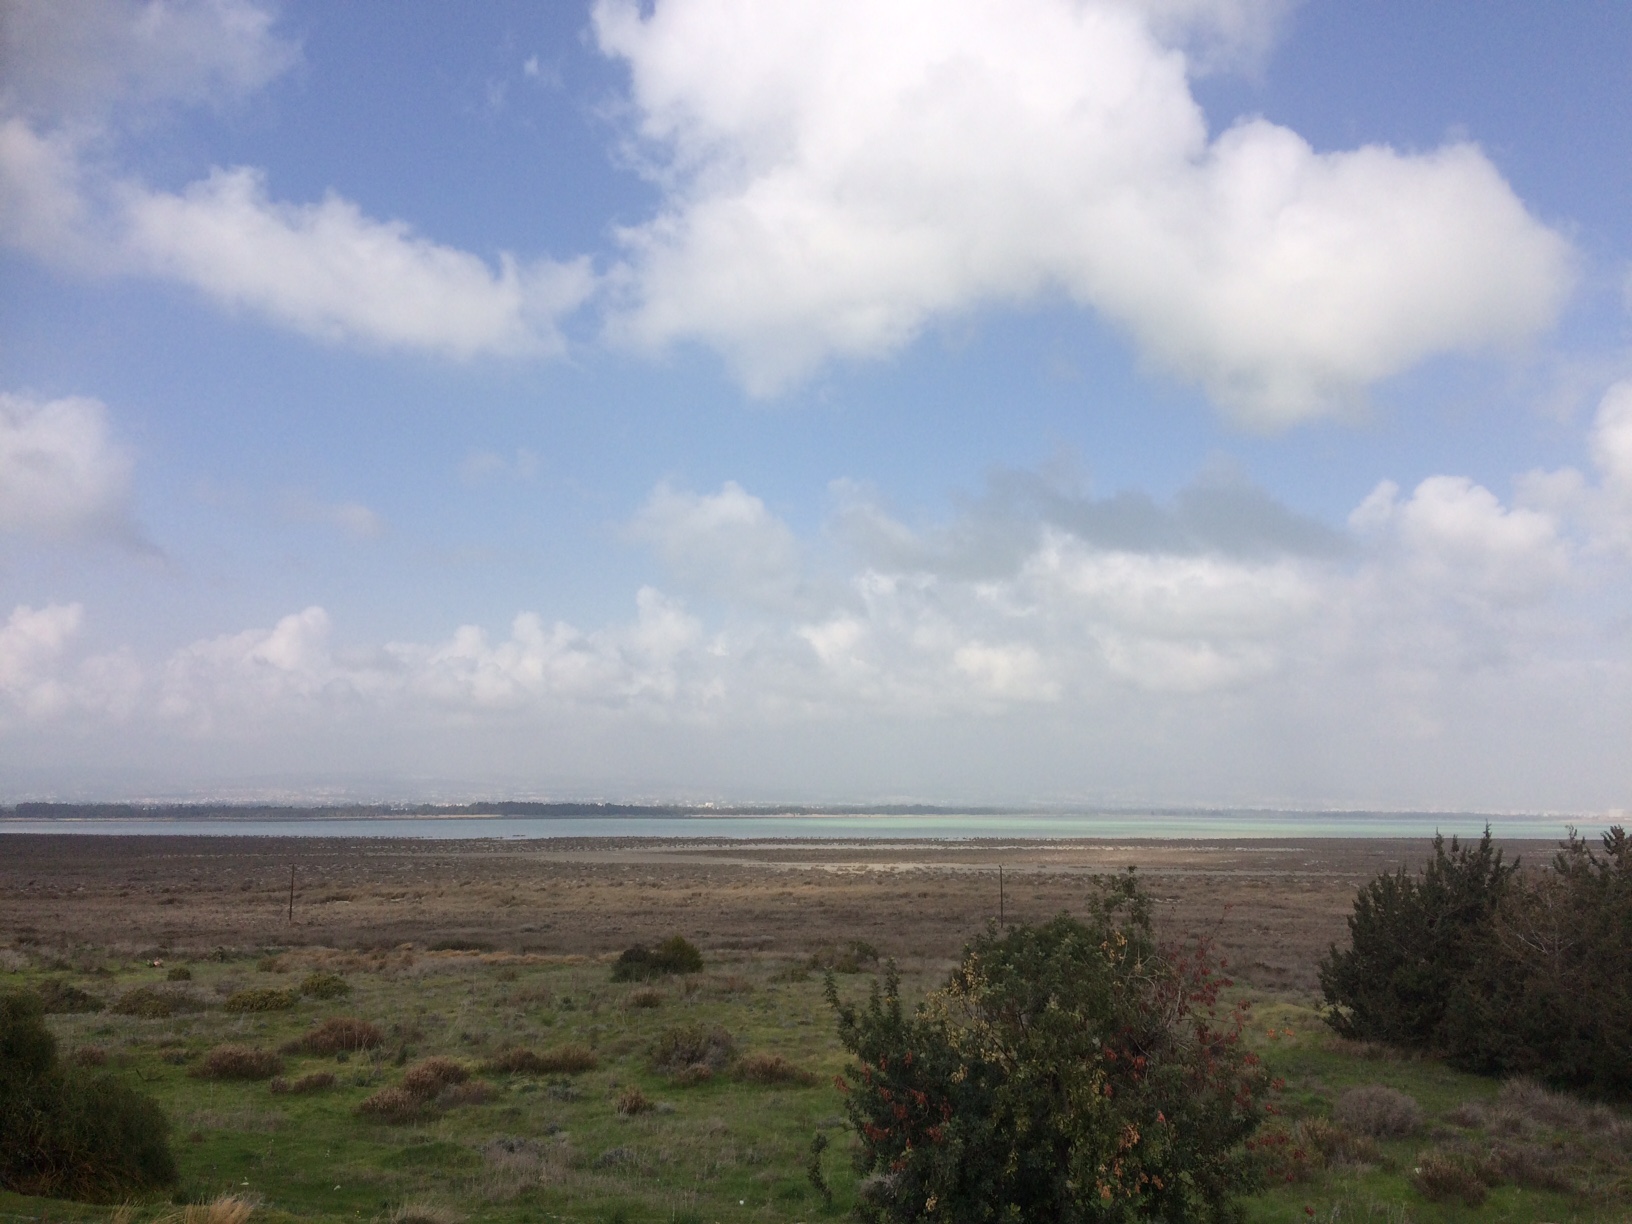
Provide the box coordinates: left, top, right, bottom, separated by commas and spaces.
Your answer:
0, 833, 1552, 992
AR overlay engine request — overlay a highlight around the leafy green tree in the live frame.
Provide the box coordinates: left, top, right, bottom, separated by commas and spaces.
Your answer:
1441, 827, 1631, 1096
1318, 828, 1516, 1047
828, 873, 1271, 1223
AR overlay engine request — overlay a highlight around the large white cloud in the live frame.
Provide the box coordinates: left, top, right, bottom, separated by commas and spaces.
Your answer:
0, 392, 134, 540
119, 168, 595, 357
0, 0, 299, 119
594, 0, 1573, 423
0, 0, 596, 358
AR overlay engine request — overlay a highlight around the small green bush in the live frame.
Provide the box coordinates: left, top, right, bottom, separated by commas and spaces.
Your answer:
33, 979, 106, 1014
0, 989, 178, 1201
611, 936, 703, 981
111, 985, 205, 1019
222, 987, 299, 1013
165, 966, 192, 982
299, 971, 350, 1000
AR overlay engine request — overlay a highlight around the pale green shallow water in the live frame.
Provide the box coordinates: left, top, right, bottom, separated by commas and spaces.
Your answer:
0, 811, 1612, 839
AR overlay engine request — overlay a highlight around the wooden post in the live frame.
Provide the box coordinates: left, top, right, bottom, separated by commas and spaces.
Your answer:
999, 864, 1004, 925
287, 864, 295, 924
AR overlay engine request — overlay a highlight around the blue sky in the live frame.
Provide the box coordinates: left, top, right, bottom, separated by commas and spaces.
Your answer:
2, 0, 1629, 809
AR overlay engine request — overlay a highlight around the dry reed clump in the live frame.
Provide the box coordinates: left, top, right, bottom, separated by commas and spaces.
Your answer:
357, 1087, 425, 1124
192, 1044, 284, 1081
282, 1016, 383, 1055
1335, 1085, 1423, 1138
621, 987, 664, 1010
268, 1071, 336, 1095
1293, 1117, 1380, 1168
69, 1044, 109, 1067
400, 1057, 469, 1099
481, 1044, 598, 1075
1496, 1077, 1623, 1134
113, 1194, 254, 1224
615, 1086, 652, 1116
1409, 1147, 1490, 1207
651, 1023, 736, 1079
222, 987, 299, 1013
735, 1052, 818, 1086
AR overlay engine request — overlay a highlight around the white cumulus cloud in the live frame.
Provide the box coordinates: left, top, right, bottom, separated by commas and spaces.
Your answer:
594, 0, 1572, 423
0, 0, 596, 359
628, 481, 802, 606
0, 391, 135, 540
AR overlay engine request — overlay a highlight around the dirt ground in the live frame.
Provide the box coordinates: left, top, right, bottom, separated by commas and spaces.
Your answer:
0, 833, 1553, 994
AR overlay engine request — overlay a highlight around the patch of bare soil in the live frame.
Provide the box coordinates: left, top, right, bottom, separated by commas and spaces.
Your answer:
0, 833, 1554, 992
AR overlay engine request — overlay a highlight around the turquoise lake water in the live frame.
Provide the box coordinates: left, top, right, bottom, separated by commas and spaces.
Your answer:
0, 811, 1614, 840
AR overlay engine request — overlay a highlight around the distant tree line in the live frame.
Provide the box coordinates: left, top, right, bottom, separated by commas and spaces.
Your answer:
1321, 826, 1632, 1099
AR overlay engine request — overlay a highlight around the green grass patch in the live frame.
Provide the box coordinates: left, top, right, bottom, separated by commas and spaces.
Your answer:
6, 946, 1627, 1223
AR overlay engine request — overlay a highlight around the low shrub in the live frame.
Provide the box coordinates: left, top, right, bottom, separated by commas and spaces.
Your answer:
299, 971, 350, 1000
1410, 1148, 1489, 1207
481, 1043, 599, 1075
357, 1086, 424, 1124
615, 1087, 652, 1116
192, 1045, 283, 1081
34, 980, 106, 1014
283, 1016, 383, 1054
166, 966, 193, 982
651, 1024, 735, 1076
621, 987, 664, 1010
269, 1071, 335, 1095
610, 936, 704, 982
169, 1194, 255, 1224
735, 1052, 818, 1086
807, 940, 880, 974
0, 988, 178, 1201
400, 1057, 469, 1099
222, 987, 299, 1013
70, 1045, 110, 1068
1334, 1085, 1424, 1138
112, 985, 205, 1019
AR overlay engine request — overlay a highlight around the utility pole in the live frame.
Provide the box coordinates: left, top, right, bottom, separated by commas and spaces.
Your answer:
287, 864, 295, 924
